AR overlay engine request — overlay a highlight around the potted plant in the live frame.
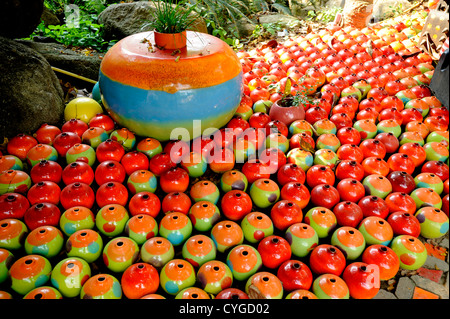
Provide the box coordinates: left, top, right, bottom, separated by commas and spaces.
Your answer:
269, 78, 313, 126
142, 0, 199, 49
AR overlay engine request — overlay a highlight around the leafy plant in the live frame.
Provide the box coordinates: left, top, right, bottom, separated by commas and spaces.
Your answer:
205, 18, 243, 49
189, 0, 253, 37
276, 78, 317, 108
44, 0, 108, 16
307, 5, 342, 24
142, 0, 200, 34
25, 19, 117, 52
251, 22, 283, 39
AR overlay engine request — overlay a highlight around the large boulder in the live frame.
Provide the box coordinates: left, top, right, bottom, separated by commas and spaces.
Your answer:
0, 36, 65, 140
17, 40, 103, 83
98, 1, 208, 41
372, 0, 412, 21
0, 0, 44, 39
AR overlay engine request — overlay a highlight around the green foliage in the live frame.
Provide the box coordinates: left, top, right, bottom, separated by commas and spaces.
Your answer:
205, 18, 243, 49
25, 18, 117, 52
251, 22, 283, 39
190, 0, 253, 37
307, 6, 342, 24
142, 0, 200, 33
44, 0, 108, 15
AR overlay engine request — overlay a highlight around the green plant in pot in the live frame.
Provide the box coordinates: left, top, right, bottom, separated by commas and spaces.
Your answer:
269, 77, 312, 126
142, 0, 200, 49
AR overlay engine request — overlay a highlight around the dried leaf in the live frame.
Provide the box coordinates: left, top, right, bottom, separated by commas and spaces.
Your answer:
261, 39, 278, 50
366, 40, 373, 58
299, 136, 315, 153
247, 284, 267, 299
284, 77, 292, 97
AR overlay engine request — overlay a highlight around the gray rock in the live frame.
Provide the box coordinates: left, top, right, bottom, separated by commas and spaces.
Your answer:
372, 0, 412, 21
0, 36, 64, 140
40, 6, 61, 26
411, 275, 449, 299
394, 277, 415, 299
372, 289, 397, 299
422, 255, 449, 272
232, 18, 257, 38
258, 14, 301, 28
98, 1, 208, 41
17, 40, 102, 83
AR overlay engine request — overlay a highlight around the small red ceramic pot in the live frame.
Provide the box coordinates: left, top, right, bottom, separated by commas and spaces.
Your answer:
249, 112, 271, 129
30, 160, 62, 184
259, 148, 287, 173
61, 118, 89, 138
398, 143, 427, 167
121, 151, 150, 176
241, 159, 270, 184
0, 193, 30, 220
162, 192, 191, 215
6, 133, 38, 161
128, 192, 161, 218
277, 260, 313, 292
24, 203, 61, 230
387, 211, 421, 237
280, 182, 310, 210
358, 196, 390, 219
386, 171, 416, 194
88, 113, 115, 133
309, 244, 346, 276
361, 157, 389, 177
221, 190, 252, 221
159, 167, 189, 194
361, 245, 400, 280
337, 127, 362, 145
95, 182, 128, 208
310, 184, 340, 209
342, 262, 380, 299
336, 178, 365, 203
27, 181, 61, 206
336, 144, 364, 163
306, 165, 335, 188
359, 139, 386, 159
52, 132, 82, 157
277, 163, 306, 186
335, 160, 365, 181
257, 235, 292, 269
121, 263, 159, 299
333, 201, 364, 228
60, 182, 95, 210
387, 153, 415, 175
149, 152, 177, 177
62, 161, 95, 186
94, 160, 126, 185
95, 139, 125, 163
375, 132, 400, 154
270, 200, 303, 231
265, 119, 289, 137
385, 192, 416, 215
421, 160, 449, 182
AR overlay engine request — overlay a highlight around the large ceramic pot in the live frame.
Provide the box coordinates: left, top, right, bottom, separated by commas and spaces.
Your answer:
269, 97, 305, 126
99, 31, 243, 141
